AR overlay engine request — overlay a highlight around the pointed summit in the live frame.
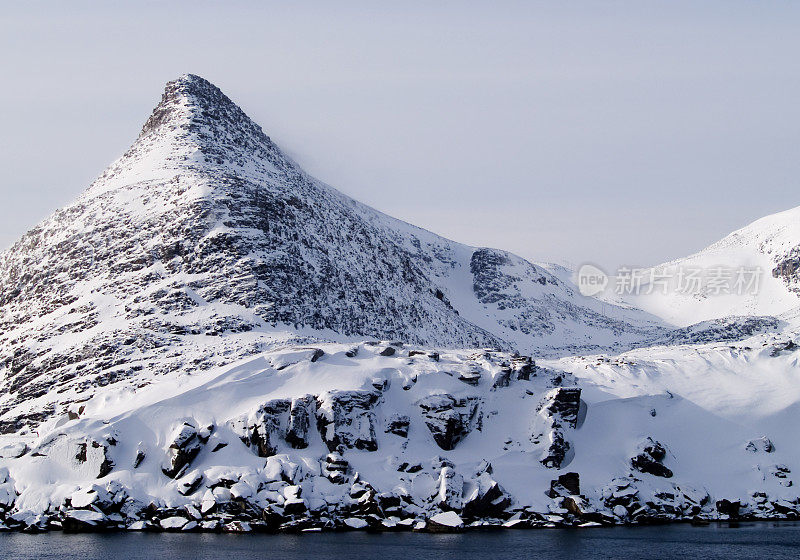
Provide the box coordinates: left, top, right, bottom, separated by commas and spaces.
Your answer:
139, 74, 264, 142
89, 75, 286, 195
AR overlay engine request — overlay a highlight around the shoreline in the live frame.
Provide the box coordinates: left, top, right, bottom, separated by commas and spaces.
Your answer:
3, 514, 800, 534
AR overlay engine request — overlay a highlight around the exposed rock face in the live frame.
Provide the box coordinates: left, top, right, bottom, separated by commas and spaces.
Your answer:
0, 468, 16, 517
563, 495, 601, 521
491, 368, 512, 389
316, 390, 380, 452
436, 466, 464, 511
770, 340, 796, 357
772, 247, 800, 294
540, 387, 581, 429
163, 422, 204, 478
716, 499, 741, 519
323, 453, 349, 483
177, 471, 204, 496
511, 356, 535, 381
599, 477, 710, 522
540, 432, 571, 469
535, 387, 581, 469
469, 249, 640, 346
746, 436, 775, 453
231, 400, 290, 457
417, 394, 481, 451
631, 438, 673, 478
385, 414, 410, 438
62, 509, 109, 532
230, 395, 314, 456
285, 396, 313, 449
760, 464, 793, 487
549, 472, 580, 498
645, 316, 782, 347
133, 444, 146, 468
462, 472, 510, 518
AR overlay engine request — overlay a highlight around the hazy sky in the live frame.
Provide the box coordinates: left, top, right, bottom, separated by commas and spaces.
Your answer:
2, 1, 799, 272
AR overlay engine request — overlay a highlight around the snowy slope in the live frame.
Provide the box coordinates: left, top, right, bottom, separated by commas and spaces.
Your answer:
3, 337, 800, 532
626, 206, 800, 326
542, 329, 800, 502
0, 75, 660, 434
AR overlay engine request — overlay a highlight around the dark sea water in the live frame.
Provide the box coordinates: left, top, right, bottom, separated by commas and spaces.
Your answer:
2, 523, 800, 560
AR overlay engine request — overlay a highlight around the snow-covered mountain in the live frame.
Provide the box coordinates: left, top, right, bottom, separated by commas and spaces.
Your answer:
3, 75, 800, 533
0, 75, 659, 435
626, 206, 800, 326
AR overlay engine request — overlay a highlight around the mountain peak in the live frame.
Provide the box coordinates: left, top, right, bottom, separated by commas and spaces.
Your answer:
87, 74, 288, 192
139, 74, 262, 141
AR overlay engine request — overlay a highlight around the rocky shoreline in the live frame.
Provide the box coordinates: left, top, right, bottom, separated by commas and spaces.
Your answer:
2, 461, 799, 534
3, 503, 800, 534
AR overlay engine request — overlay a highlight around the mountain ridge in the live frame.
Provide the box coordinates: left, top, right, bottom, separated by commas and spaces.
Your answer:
0, 75, 657, 434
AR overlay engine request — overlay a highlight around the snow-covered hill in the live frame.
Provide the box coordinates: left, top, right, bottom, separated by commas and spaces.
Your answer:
0, 75, 659, 435
4, 335, 800, 532
626, 206, 800, 326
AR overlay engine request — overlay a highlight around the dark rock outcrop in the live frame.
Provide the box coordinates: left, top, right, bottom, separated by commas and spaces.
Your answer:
549, 472, 580, 498
285, 395, 313, 449
536, 387, 581, 469
162, 422, 204, 478
232, 400, 290, 458
385, 414, 410, 438
631, 438, 673, 478
540, 431, 571, 469
716, 499, 741, 518
511, 356, 535, 380
436, 466, 464, 511
316, 390, 380, 452
323, 452, 349, 483
74, 439, 115, 479
417, 394, 481, 451
745, 436, 775, 453
540, 387, 581, 429
462, 473, 510, 518
62, 510, 109, 532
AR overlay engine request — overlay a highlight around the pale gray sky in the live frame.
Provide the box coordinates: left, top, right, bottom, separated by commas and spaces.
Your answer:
2, 1, 799, 272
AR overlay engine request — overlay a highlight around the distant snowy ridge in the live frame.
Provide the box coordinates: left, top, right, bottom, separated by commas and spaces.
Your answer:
626, 206, 800, 326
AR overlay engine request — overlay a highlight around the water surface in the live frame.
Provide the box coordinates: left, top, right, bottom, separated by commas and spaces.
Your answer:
2, 522, 799, 560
